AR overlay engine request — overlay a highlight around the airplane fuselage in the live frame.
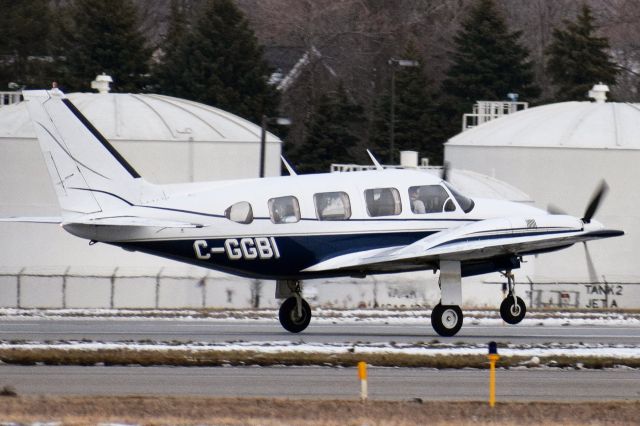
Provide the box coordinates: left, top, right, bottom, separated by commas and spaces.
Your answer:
62, 169, 555, 280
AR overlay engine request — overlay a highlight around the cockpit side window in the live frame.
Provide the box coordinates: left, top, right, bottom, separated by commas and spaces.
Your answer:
314, 192, 351, 221
408, 185, 453, 213
225, 201, 253, 224
268, 196, 301, 224
364, 187, 402, 217
444, 183, 475, 213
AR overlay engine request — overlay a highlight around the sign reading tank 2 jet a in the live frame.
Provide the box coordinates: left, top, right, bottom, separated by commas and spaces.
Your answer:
1, 89, 624, 337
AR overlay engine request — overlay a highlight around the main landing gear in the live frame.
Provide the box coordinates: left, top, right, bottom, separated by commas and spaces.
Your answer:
499, 271, 526, 324
431, 303, 463, 337
431, 261, 464, 337
276, 280, 311, 333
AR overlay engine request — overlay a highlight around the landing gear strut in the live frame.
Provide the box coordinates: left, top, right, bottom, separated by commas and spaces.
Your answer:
500, 271, 526, 324
276, 280, 311, 333
431, 261, 464, 337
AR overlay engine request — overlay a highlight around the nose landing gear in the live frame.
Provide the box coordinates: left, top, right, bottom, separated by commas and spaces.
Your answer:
276, 280, 311, 333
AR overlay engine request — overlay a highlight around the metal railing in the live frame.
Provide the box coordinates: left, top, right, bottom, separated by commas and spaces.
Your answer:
0, 269, 264, 310
330, 163, 442, 173
462, 100, 528, 131
0, 91, 22, 107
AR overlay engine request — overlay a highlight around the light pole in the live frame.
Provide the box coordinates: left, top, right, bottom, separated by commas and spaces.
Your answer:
260, 115, 292, 178
388, 58, 419, 164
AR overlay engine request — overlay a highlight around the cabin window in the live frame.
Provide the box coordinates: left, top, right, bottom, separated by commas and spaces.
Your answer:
225, 201, 253, 224
364, 187, 402, 217
268, 196, 301, 224
444, 183, 475, 213
314, 192, 351, 221
408, 185, 453, 213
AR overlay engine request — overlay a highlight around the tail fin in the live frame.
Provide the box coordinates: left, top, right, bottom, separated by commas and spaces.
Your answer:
24, 89, 144, 219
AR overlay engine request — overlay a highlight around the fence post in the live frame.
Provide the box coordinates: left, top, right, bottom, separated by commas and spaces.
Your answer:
155, 268, 163, 309
16, 268, 25, 309
110, 267, 118, 309
62, 266, 70, 309
199, 274, 208, 309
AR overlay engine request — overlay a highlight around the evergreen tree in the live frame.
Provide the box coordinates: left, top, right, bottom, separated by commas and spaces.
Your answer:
291, 84, 364, 174
0, 0, 53, 89
370, 43, 446, 164
546, 5, 618, 101
153, 0, 279, 122
152, 0, 189, 93
441, 0, 539, 121
54, 0, 151, 92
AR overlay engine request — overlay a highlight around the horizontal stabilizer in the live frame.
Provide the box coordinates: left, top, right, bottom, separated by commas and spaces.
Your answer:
0, 217, 62, 224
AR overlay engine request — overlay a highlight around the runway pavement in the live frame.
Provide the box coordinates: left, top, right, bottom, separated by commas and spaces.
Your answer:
1, 318, 640, 345
1, 364, 639, 401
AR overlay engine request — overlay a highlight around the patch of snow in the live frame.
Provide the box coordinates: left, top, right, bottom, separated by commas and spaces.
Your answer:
2, 340, 639, 359
1, 307, 639, 327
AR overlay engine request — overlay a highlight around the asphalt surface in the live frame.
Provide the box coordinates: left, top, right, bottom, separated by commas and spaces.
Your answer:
1, 365, 639, 401
1, 318, 639, 345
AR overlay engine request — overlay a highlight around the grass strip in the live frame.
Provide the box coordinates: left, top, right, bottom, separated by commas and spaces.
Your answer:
0, 396, 638, 426
1, 347, 639, 369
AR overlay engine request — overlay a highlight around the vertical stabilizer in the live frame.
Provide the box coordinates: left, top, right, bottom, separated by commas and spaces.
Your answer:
23, 89, 143, 219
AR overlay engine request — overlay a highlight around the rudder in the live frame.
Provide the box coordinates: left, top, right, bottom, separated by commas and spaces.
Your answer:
23, 89, 143, 219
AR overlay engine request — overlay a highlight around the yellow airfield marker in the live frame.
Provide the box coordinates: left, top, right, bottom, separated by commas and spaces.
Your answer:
358, 361, 368, 401
487, 341, 500, 408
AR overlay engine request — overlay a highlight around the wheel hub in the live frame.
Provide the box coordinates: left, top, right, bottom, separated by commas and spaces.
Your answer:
510, 304, 521, 316
442, 309, 458, 329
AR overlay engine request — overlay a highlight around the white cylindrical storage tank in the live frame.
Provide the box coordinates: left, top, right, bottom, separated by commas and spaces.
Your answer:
445, 100, 640, 306
0, 92, 282, 308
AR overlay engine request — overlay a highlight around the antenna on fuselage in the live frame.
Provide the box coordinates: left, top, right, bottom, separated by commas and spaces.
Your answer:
281, 155, 298, 176
366, 150, 384, 171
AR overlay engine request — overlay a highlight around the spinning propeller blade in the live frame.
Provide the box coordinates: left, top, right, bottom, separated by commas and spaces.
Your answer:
583, 242, 599, 284
582, 180, 609, 224
547, 204, 567, 215
441, 161, 450, 182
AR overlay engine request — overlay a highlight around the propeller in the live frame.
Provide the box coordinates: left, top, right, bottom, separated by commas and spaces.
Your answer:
441, 161, 450, 182
547, 180, 610, 285
583, 242, 598, 284
582, 180, 608, 224
547, 203, 567, 215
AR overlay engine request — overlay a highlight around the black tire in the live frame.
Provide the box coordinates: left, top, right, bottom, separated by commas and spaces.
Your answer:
500, 295, 527, 324
278, 297, 312, 333
431, 303, 463, 337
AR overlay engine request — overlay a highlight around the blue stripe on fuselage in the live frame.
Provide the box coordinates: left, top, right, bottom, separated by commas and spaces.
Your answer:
117, 231, 437, 280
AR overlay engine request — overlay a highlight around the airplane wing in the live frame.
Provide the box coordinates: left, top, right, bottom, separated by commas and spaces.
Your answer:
0, 215, 204, 228
65, 216, 205, 228
303, 215, 623, 273
0, 217, 63, 224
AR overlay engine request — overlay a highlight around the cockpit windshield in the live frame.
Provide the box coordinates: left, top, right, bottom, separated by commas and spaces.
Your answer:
444, 183, 475, 213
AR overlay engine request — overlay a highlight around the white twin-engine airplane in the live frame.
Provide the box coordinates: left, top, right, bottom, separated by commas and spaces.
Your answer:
5, 89, 623, 336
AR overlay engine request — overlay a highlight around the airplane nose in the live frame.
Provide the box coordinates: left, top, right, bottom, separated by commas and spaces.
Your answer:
583, 219, 604, 231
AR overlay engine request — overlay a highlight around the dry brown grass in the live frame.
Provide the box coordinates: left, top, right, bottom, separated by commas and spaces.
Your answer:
1, 347, 639, 370
0, 396, 637, 425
